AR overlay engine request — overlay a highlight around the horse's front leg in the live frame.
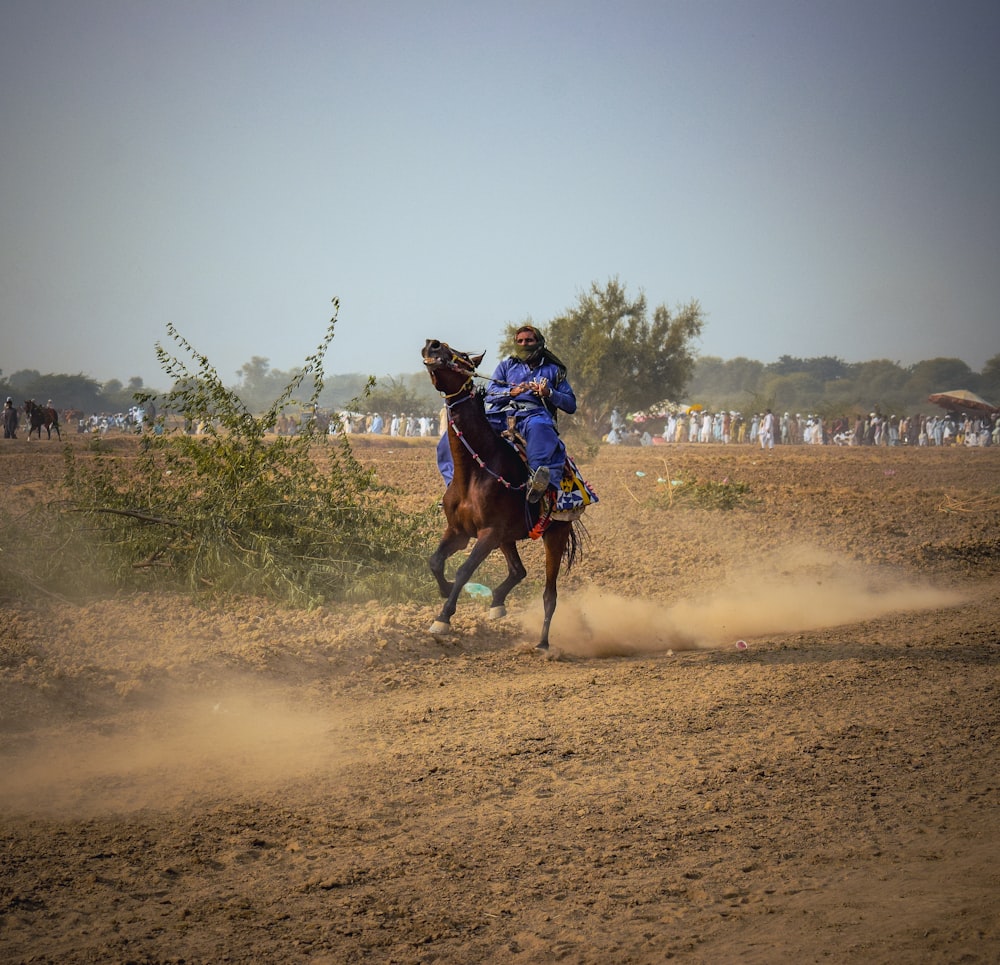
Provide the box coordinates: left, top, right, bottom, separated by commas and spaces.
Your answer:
428, 533, 499, 638
429, 530, 470, 599
488, 542, 527, 620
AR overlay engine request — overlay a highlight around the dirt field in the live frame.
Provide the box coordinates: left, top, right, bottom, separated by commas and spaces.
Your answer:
1, 435, 998, 964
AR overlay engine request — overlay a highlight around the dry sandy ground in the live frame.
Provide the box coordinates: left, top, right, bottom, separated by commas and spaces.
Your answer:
1, 436, 998, 964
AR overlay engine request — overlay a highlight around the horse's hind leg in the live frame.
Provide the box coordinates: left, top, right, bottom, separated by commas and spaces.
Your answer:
488, 541, 527, 619
537, 525, 572, 650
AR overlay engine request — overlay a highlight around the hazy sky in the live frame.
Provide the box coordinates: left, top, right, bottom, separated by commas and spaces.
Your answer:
2, 0, 998, 390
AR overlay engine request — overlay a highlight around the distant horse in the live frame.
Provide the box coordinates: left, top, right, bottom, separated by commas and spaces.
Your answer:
24, 400, 61, 440
422, 338, 585, 651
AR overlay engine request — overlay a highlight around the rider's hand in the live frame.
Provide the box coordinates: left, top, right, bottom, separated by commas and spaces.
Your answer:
511, 381, 550, 398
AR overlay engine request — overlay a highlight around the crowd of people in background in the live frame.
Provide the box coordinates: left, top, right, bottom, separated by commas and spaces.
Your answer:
0, 404, 447, 439
78, 404, 156, 435
0, 401, 161, 437
6, 400, 998, 448
321, 410, 444, 438
605, 408, 1000, 448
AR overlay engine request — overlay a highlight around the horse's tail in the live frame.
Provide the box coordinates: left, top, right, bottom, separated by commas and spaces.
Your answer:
564, 519, 587, 571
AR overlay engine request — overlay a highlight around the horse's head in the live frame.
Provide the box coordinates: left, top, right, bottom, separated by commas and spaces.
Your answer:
422, 340, 485, 396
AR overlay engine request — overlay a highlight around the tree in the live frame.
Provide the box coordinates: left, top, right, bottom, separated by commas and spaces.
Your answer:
849, 359, 910, 414
101, 379, 132, 409
761, 371, 824, 414
361, 376, 435, 417
803, 356, 851, 382
768, 355, 803, 376
20, 373, 104, 412
687, 356, 766, 411
979, 354, 1000, 404
904, 358, 975, 402
233, 357, 304, 413
6, 369, 41, 395
525, 278, 704, 433
317, 373, 377, 411
765, 356, 851, 383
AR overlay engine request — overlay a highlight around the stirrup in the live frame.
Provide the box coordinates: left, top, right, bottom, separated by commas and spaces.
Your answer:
526, 466, 550, 503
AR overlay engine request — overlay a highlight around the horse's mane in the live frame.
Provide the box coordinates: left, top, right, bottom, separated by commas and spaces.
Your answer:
468, 385, 501, 442
451, 382, 489, 421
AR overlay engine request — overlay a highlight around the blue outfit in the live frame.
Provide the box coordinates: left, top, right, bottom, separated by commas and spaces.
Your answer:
437, 354, 576, 491
437, 431, 454, 486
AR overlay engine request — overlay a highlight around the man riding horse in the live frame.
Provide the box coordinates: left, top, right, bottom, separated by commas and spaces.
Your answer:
23, 399, 61, 440
423, 334, 597, 651
436, 324, 576, 504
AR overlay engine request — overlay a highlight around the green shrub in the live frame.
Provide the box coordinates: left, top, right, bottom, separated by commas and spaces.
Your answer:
652, 474, 752, 511
59, 304, 439, 606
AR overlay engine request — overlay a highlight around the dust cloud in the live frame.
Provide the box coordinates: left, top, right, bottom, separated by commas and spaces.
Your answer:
0, 686, 354, 817
521, 544, 966, 658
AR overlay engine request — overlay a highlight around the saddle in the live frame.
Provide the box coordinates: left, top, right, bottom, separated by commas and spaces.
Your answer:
501, 415, 598, 533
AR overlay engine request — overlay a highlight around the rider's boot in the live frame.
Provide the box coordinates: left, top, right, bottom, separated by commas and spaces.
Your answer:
526, 465, 550, 503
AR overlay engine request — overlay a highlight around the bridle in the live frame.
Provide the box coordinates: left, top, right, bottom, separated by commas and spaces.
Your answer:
442, 377, 475, 401
424, 347, 516, 396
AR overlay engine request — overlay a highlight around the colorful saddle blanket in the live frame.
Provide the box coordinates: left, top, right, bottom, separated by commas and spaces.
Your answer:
526, 455, 598, 538
554, 455, 599, 513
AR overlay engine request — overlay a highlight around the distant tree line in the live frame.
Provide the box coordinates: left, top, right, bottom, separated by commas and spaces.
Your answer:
0, 370, 149, 414
5, 350, 997, 431
3, 278, 996, 427
0, 364, 443, 421
686, 353, 1000, 421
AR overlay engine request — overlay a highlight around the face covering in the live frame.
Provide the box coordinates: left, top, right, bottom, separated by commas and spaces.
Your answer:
514, 332, 545, 364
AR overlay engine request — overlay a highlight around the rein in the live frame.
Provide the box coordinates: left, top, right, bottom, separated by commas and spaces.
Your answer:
442, 381, 527, 493
448, 369, 513, 391
433, 347, 523, 392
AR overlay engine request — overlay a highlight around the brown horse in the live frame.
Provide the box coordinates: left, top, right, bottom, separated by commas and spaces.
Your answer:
24, 400, 61, 440
422, 339, 582, 651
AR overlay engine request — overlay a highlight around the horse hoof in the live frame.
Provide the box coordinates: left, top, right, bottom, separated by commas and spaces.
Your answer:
428, 620, 451, 638
488, 605, 507, 620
